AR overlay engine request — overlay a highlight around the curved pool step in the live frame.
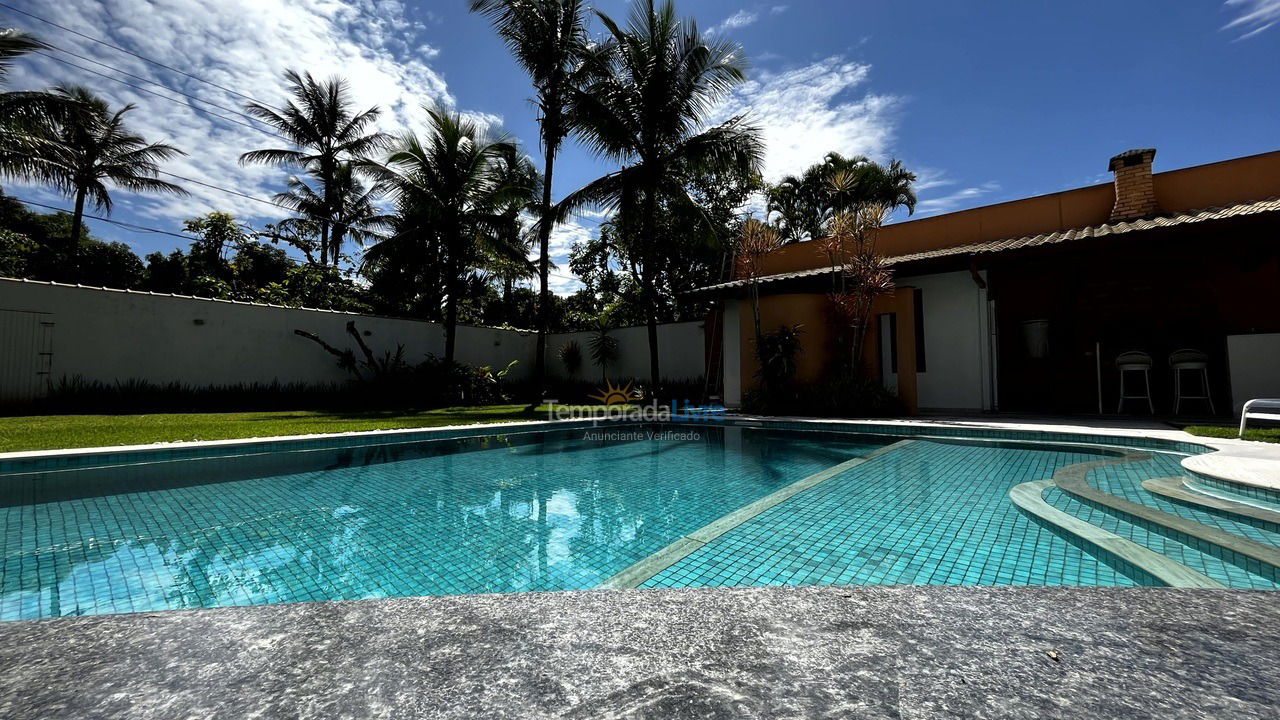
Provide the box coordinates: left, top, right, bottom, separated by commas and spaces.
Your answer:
1009, 480, 1225, 588
1143, 477, 1280, 528
1054, 456, 1280, 581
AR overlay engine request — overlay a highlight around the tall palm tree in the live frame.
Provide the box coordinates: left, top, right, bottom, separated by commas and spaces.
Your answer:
469, 0, 590, 398
240, 70, 389, 266
561, 0, 763, 387
28, 86, 186, 245
363, 109, 532, 361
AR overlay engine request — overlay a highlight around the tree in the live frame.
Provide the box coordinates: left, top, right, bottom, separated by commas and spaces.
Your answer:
562, 0, 763, 387
23, 86, 187, 246
470, 0, 591, 399
240, 70, 389, 265
362, 109, 534, 361
0, 28, 74, 181
767, 152, 916, 243
484, 146, 541, 324
273, 163, 389, 266
587, 323, 619, 383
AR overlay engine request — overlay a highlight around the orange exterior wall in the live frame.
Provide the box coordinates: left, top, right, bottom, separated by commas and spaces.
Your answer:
738, 294, 835, 387
754, 149, 1280, 276
738, 288, 920, 412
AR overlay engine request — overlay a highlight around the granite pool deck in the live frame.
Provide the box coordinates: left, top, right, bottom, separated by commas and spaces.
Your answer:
1, 586, 1277, 719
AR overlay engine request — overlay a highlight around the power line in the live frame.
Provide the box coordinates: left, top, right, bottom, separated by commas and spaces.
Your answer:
155, 170, 295, 214
32, 51, 287, 141
11, 196, 589, 288
0, 1, 276, 110
10, 195, 198, 242
40, 42, 277, 133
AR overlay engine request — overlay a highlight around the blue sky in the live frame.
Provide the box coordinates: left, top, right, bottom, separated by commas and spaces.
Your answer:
4, 0, 1279, 293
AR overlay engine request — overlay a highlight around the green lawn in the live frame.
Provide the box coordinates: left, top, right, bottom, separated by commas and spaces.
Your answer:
1183, 425, 1280, 444
0, 405, 558, 453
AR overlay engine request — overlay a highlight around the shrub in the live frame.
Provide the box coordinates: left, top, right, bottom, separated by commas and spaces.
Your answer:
754, 324, 803, 390
558, 340, 583, 377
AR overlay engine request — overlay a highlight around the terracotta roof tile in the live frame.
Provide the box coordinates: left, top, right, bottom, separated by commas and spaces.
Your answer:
689, 197, 1280, 295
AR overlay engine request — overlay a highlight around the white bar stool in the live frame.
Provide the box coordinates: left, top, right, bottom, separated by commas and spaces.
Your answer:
1169, 348, 1214, 415
1116, 351, 1154, 414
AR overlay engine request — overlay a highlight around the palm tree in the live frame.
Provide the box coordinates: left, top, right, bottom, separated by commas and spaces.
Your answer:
362, 108, 533, 361
485, 146, 541, 321
561, 0, 763, 387
0, 28, 75, 182
275, 164, 389, 265
240, 70, 389, 266
28, 86, 187, 245
469, 0, 591, 398
767, 152, 916, 243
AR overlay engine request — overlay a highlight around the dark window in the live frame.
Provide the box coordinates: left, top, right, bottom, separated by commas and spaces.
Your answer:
880, 313, 898, 374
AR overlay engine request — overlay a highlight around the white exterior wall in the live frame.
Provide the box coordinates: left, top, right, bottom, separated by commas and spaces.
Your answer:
0, 279, 536, 395
1227, 333, 1280, 413
544, 321, 706, 382
898, 270, 992, 411
0, 279, 705, 401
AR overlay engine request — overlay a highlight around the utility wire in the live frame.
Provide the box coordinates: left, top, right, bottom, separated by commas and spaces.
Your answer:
10, 196, 199, 242
154, 170, 295, 214
0, 1, 277, 110
32, 51, 287, 141
40, 42, 277, 132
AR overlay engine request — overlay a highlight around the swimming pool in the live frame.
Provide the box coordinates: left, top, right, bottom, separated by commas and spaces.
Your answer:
0, 421, 1272, 620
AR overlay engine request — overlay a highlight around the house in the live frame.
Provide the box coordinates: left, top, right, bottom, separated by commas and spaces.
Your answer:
701, 149, 1280, 415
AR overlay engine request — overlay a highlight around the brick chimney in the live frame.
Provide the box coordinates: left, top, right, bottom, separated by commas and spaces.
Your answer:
1108, 148, 1159, 222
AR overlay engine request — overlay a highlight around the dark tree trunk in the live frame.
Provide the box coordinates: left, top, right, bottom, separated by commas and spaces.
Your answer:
532, 139, 558, 401
444, 270, 458, 363
70, 187, 86, 247
641, 189, 661, 389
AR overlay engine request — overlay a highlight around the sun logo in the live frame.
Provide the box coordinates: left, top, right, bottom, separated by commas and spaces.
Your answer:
589, 379, 637, 406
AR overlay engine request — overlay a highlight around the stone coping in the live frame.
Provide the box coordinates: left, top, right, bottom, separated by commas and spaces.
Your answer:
1054, 451, 1280, 580
1, 585, 1276, 719
1183, 453, 1280, 491
1143, 477, 1280, 527
1010, 478, 1222, 588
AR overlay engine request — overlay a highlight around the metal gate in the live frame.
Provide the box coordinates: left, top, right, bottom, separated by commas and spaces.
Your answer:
0, 309, 54, 404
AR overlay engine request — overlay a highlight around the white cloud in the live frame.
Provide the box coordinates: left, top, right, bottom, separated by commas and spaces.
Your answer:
711, 9, 759, 34
5, 0, 472, 229
770, 5, 790, 15
718, 56, 901, 182
912, 170, 1001, 216
531, 217, 593, 295
1223, 0, 1280, 38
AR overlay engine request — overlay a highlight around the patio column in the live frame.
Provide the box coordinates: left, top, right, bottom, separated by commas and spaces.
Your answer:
723, 300, 742, 408
894, 289, 920, 414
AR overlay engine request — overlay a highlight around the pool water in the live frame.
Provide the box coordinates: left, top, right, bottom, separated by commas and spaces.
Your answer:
0, 424, 1258, 621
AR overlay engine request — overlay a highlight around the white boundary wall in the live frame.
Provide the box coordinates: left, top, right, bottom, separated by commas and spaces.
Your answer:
0, 278, 706, 402
545, 322, 706, 383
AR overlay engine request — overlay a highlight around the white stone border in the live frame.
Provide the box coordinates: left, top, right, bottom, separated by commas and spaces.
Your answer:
3, 412, 1277, 491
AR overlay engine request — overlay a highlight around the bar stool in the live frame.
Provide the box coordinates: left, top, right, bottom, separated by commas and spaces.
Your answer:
1169, 348, 1215, 415
1116, 351, 1154, 414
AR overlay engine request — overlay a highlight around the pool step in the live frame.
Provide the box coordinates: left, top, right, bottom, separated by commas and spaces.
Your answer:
1009, 480, 1225, 588
1142, 477, 1280, 528
1051, 455, 1280, 587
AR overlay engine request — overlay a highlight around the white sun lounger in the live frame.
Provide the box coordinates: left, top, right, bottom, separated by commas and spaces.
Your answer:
1239, 398, 1280, 437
